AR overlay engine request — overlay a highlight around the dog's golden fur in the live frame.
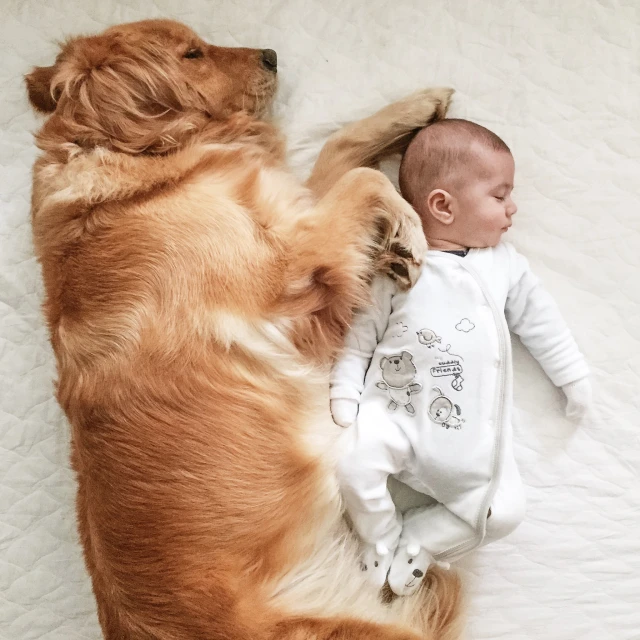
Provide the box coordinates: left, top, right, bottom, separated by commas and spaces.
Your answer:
25, 19, 462, 640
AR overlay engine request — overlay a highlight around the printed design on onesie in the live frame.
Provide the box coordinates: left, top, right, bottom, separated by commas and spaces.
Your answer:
376, 351, 422, 415
433, 342, 464, 390
428, 386, 465, 430
416, 328, 442, 347
391, 322, 408, 338
417, 330, 465, 392
430, 359, 464, 391
455, 318, 475, 333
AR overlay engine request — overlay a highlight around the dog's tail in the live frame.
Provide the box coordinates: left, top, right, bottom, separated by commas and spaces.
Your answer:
271, 616, 425, 640
257, 516, 464, 640
268, 566, 464, 640
126, 564, 462, 640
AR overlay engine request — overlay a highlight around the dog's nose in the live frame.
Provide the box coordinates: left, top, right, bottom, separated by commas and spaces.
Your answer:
412, 569, 424, 578
261, 49, 277, 72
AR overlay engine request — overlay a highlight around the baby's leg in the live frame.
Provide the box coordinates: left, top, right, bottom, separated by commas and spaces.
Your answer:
388, 504, 475, 596
389, 453, 525, 595
388, 426, 527, 596
483, 441, 526, 545
338, 410, 411, 588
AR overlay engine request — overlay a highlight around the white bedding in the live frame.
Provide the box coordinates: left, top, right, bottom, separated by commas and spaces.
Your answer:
1, 1, 639, 638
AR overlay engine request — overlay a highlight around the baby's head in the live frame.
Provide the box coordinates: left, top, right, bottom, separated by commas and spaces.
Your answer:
399, 119, 517, 250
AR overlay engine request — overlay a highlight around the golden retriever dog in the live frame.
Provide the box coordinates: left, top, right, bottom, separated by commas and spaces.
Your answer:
25, 19, 461, 640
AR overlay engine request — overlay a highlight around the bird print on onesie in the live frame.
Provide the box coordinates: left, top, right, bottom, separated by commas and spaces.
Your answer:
418, 327, 465, 392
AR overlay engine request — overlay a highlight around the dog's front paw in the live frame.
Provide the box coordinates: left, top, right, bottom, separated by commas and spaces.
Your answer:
377, 200, 427, 290
394, 87, 455, 129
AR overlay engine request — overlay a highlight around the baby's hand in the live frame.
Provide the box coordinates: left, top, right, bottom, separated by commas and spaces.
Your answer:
562, 378, 593, 421
330, 398, 359, 428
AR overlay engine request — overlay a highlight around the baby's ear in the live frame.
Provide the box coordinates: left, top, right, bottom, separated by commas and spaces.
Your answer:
427, 189, 454, 225
25, 65, 59, 113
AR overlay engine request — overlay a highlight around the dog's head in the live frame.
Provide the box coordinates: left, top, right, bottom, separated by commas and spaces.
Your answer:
25, 19, 277, 154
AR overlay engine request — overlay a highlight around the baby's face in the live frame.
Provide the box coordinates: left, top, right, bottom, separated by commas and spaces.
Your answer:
453, 150, 517, 248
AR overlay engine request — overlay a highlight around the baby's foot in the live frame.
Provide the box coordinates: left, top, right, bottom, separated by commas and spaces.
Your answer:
388, 543, 433, 596
359, 542, 395, 589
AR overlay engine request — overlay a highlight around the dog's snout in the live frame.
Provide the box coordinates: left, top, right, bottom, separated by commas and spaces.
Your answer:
261, 49, 277, 72
412, 569, 424, 578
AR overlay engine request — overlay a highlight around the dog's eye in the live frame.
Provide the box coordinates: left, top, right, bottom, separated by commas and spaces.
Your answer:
184, 48, 204, 59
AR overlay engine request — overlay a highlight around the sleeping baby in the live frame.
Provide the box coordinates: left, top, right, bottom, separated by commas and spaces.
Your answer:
330, 119, 592, 596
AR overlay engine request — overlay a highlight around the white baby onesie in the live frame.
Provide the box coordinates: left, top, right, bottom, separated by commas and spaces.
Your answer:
331, 243, 589, 591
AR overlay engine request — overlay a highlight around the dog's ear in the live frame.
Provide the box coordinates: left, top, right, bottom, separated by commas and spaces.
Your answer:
25, 65, 59, 113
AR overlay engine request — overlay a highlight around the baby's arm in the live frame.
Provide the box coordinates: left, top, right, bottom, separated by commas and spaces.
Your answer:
504, 244, 591, 420
330, 276, 395, 427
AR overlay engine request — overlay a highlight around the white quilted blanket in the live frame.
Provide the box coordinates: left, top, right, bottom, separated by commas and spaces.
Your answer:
1, 1, 639, 638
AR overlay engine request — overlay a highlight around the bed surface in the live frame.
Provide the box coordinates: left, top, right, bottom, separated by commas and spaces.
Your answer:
1, 1, 639, 638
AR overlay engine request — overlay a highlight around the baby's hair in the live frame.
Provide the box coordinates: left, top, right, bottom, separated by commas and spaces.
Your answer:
399, 119, 510, 211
